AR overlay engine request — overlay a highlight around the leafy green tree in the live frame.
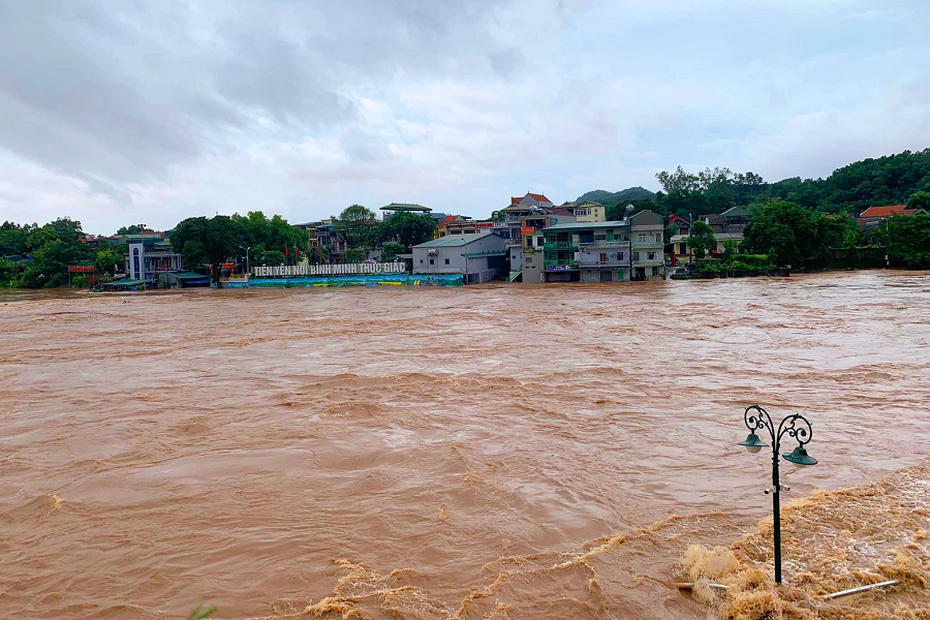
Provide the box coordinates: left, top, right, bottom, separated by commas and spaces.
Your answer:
0, 221, 30, 256
344, 248, 366, 263
377, 212, 436, 249
886, 214, 930, 268
171, 216, 243, 282
259, 249, 285, 265
116, 225, 151, 235
381, 241, 405, 261
339, 205, 376, 250
742, 200, 822, 268
72, 274, 87, 288
306, 246, 329, 264
688, 221, 717, 259
907, 191, 930, 211
94, 247, 125, 274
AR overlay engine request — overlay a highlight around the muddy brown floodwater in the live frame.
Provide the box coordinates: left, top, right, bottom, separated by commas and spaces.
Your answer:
1, 271, 930, 620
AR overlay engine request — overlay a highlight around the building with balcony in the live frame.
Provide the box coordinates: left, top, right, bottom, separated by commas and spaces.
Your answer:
124, 234, 184, 287
295, 219, 346, 260
540, 221, 632, 283
514, 209, 576, 283
629, 209, 666, 280
412, 233, 507, 284
668, 206, 750, 264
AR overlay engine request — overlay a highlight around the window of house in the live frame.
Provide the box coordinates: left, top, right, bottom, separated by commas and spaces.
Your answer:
526, 237, 533, 247
617, 252, 624, 261
538, 237, 544, 246
429, 259, 434, 265
526, 257, 532, 264
656, 233, 663, 242
594, 235, 606, 241
638, 233, 647, 243
633, 252, 640, 261
444, 258, 450, 265
599, 252, 607, 262
679, 243, 687, 253
647, 252, 656, 260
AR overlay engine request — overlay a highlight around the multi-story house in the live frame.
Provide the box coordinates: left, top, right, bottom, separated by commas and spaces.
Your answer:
124, 233, 184, 287
572, 202, 607, 222
295, 219, 346, 261
540, 220, 632, 283
516, 208, 575, 283
629, 210, 666, 280
668, 205, 750, 263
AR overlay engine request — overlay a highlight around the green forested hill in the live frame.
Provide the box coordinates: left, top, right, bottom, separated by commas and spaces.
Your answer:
575, 187, 656, 207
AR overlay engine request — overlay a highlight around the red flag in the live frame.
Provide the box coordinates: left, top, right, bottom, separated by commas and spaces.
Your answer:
284, 243, 289, 256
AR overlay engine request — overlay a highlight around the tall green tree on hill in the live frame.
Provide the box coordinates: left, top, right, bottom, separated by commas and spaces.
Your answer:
907, 191, 930, 211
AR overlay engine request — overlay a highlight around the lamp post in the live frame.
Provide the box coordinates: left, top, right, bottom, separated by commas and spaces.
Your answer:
739, 404, 818, 585
239, 245, 251, 275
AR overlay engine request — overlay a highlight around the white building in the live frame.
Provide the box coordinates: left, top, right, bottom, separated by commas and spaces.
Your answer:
413, 233, 508, 284
628, 209, 666, 280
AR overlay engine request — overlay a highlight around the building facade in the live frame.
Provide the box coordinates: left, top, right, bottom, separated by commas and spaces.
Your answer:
413, 233, 507, 284
629, 209, 666, 280
540, 221, 632, 283
125, 235, 184, 286
668, 205, 749, 264
572, 202, 607, 222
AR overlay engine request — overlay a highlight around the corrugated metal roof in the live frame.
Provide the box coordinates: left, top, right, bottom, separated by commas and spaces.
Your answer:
103, 278, 144, 286
414, 233, 496, 248
542, 220, 631, 232
169, 271, 210, 279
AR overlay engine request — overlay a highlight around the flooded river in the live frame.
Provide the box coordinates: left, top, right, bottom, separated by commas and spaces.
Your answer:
1, 271, 929, 619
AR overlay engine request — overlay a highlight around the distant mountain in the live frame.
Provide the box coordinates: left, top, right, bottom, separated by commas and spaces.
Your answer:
575, 187, 656, 207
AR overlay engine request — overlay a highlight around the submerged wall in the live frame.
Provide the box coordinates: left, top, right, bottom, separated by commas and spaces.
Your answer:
222, 274, 464, 288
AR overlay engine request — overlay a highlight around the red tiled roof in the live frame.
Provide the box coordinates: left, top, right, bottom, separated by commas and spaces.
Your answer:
511, 197, 522, 205
528, 192, 551, 203
859, 205, 911, 218
438, 215, 459, 227
669, 214, 688, 224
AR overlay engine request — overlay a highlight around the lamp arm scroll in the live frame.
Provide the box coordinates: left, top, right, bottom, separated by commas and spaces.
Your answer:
744, 405, 776, 444
776, 414, 813, 449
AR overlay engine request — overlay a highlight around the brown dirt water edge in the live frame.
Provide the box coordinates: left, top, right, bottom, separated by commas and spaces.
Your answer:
0, 271, 928, 619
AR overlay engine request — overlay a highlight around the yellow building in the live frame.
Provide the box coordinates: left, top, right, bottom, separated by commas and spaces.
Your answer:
573, 202, 606, 222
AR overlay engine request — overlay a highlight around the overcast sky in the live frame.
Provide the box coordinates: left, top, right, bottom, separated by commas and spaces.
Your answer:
1, 0, 928, 234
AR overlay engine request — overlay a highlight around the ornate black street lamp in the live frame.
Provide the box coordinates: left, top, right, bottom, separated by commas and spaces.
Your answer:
739, 405, 818, 584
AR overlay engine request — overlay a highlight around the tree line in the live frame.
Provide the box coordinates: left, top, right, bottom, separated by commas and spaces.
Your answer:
0, 205, 438, 288
2, 148, 930, 287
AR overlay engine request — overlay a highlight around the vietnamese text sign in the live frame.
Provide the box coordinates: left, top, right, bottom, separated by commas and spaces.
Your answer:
252, 262, 407, 278
546, 264, 571, 272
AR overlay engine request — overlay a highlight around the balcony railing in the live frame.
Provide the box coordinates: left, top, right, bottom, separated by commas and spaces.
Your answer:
543, 241, 577, 250
578, 239, 630, 248
544, 259, 579, 267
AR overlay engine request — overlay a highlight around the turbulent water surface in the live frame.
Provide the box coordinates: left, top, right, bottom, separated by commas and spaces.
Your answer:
1, 272, 929, 619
